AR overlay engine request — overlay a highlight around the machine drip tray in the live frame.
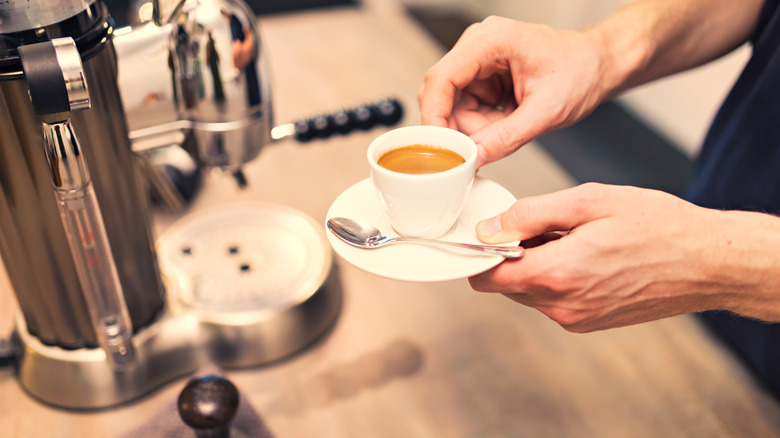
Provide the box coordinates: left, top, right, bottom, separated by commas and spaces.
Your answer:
157, 202, 342, 368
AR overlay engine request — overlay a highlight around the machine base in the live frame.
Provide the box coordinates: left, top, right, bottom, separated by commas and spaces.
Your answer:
13, 271, 341, 409
13, 310, 204, 410
13, 203, 342, 409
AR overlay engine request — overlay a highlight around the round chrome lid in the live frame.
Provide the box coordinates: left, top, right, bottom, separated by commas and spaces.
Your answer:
157, 202, 332, 312
157, 202, 341, 367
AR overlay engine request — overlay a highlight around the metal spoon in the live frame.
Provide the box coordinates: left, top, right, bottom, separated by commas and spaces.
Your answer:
327, 217, 524, 258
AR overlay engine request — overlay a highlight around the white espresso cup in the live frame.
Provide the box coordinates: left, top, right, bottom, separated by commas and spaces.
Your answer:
367, 125, 478, 238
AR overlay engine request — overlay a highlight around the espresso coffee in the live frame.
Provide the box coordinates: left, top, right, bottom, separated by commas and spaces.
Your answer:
377, 144, 465, 174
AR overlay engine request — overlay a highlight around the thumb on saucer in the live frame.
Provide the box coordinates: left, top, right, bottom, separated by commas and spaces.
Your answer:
476, 188, 599, 244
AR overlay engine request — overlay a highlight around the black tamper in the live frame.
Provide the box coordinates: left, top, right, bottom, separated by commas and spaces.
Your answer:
178, 375, 240, 438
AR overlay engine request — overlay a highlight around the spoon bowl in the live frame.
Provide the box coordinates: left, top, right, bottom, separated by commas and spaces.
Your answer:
326, 217, 523, 258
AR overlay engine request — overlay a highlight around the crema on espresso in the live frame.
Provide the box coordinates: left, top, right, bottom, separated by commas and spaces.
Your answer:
377, 144, 465, 174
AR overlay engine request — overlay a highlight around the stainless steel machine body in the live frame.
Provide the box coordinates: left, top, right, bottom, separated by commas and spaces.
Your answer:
0, 0, 341, 409
117, 0, 274, 171
0, 0, 165, 353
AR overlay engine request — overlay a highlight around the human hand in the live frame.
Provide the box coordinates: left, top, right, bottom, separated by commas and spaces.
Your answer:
469, 183, 780, 332
418, 16, 616, 167
232, 39, 254, 71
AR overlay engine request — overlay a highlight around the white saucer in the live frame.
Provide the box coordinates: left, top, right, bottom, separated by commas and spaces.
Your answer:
325, 177, 518, 282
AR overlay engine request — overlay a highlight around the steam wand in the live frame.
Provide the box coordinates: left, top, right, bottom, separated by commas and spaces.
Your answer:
18, 38, 137, 370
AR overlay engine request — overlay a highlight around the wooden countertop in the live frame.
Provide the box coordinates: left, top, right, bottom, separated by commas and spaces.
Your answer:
1, 1, 779, 436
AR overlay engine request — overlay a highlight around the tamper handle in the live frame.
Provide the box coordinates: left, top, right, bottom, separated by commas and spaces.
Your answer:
271, 96, 404, 143
178, 375, 240, 438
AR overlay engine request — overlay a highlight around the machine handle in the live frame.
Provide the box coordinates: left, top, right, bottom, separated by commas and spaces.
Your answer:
18, 38, 137, 370
271, 96, 404, 143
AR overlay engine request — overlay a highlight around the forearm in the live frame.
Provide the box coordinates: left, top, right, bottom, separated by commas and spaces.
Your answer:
586, 0, 765, 96
706, 209, 780, 321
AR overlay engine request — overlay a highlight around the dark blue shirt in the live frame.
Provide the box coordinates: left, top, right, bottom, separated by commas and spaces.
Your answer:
687, 0, 780, 400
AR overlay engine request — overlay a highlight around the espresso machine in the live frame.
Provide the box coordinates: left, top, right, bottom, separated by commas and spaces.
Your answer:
0, 0, 402, 409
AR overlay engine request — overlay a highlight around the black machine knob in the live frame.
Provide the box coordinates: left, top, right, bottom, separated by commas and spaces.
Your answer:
292, 96, 404, 142
178, 375, 240, 438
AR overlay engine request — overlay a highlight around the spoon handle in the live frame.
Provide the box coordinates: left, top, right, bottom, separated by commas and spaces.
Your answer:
393, 237, 524, 258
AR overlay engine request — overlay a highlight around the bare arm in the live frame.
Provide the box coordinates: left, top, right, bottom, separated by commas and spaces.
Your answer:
471, 184, 780, 332
418, 0, 766, 165
417, 0, 780, 331
593, 0, 766, 95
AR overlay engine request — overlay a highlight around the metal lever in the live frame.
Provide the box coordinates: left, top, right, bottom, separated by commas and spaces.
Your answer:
18, 38, 137, 371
